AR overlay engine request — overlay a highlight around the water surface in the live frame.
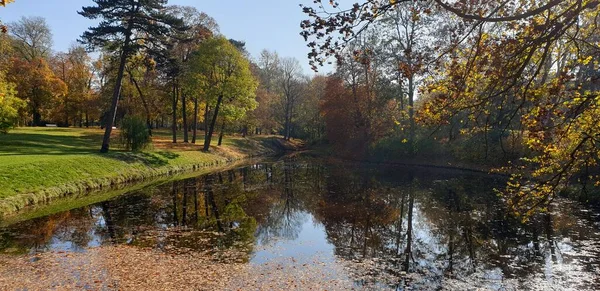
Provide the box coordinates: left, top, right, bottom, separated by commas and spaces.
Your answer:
1, 155, 599, 289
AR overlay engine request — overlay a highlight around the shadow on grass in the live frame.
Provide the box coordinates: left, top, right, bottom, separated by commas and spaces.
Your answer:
0, 130, 181, 167
110, 152, 171, 167
0, 132, 102, 156
108, 150, 181, 167
224, 138, 255, 153
156, 151, 180, 159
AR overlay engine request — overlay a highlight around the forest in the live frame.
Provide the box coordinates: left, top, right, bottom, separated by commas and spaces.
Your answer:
0, 0, 599, 217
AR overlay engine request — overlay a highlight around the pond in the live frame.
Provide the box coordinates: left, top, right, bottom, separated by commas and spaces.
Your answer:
1, 154, 599, 290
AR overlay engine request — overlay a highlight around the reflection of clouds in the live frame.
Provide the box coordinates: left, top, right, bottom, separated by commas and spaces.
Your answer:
255, 202, 307, 245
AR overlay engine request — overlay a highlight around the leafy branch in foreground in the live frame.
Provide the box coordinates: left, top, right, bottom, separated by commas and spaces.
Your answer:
302, 0, 600, 217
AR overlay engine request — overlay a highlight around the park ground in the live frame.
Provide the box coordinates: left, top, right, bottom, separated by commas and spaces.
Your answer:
0, 127, 300, 216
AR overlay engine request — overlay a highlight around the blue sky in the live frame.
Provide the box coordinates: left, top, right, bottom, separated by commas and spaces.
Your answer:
0, 0, 332, 74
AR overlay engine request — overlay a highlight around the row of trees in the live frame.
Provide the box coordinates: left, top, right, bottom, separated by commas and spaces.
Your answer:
0, 0, 328, 152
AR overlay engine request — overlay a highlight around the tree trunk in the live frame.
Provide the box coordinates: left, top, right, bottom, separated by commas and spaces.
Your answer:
129, 71, 153, 136
182, 181, 188, 226
192, 97, 198, 144
203, 94, 223, 152
204, 103, 210, 140
100, 31, 131, 153
218, 119, 225, 146
404, 186, 414, 271
64, 96, 69, 127
182, 90, 188, 143
172, 182, 179, 226
398, 74, 404, 110
408, 75, 415, 155
172, 82, 178, 143
32, 107, 42, 126
284, 104, 291, 140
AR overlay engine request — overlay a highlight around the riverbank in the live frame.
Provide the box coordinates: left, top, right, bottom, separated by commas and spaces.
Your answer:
307, 143, 505, 176
0, 127, 301, 216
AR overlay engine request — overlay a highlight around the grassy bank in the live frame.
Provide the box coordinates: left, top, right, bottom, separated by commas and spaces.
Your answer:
0, 127, 299, 216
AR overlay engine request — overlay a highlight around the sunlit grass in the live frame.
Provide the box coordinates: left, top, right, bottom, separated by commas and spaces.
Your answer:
0, 127, 278, 200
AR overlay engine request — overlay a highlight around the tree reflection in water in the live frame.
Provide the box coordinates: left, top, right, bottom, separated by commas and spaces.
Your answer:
1, 155, 599, 289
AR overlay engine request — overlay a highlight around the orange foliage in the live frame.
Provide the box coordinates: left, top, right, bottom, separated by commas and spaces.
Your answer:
7, 58, 67, 125
320, 77, 397, 158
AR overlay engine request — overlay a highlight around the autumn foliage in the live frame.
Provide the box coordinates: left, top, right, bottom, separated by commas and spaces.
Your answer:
321, 77, 397, 158
7, 58, 67, 125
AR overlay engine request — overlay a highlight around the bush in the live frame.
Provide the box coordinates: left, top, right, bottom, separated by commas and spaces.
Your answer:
119, 116, 151, 151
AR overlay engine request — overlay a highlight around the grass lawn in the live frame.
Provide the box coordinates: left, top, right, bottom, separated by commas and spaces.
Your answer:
0, 127, 287, 205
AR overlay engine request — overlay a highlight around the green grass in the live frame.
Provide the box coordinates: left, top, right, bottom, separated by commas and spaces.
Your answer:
0, 127, 289, 215
0, 157, 258, 227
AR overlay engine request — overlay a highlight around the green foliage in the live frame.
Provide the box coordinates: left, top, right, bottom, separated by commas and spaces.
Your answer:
78, 0, 183, 55
0, 73, 25, 133
185, 36, 257, 150
119, 116, 151, 151
186, 37, 257, 105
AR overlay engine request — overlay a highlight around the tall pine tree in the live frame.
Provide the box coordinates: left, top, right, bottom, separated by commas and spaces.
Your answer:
79, 0, 183, 153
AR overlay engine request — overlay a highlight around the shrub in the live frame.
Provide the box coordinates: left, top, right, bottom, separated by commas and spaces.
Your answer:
119, 116, 151, 151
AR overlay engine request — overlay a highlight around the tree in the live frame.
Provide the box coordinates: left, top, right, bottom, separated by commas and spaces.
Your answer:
51, 46, 94, 127
380, 1, 438, 153
252, 50, 282, 135
5, 16, 66, 126
249, 88, 278, 135
125, 54, 158, 134
161, 5, 218, 144
412, 2, 600, 216
7, 57, 67, 125
79, 0, 183, 153
0, 28, 13, 71
295, 75, 327, 142
7, 16, 52, 61
0, 71, 24, 133
321, 75, 397, 157
187, 37, 257, 152
229, 39, 249, 56
217, 98, 256, 146
278, 57, 304, 141
257, 49, 281, 94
